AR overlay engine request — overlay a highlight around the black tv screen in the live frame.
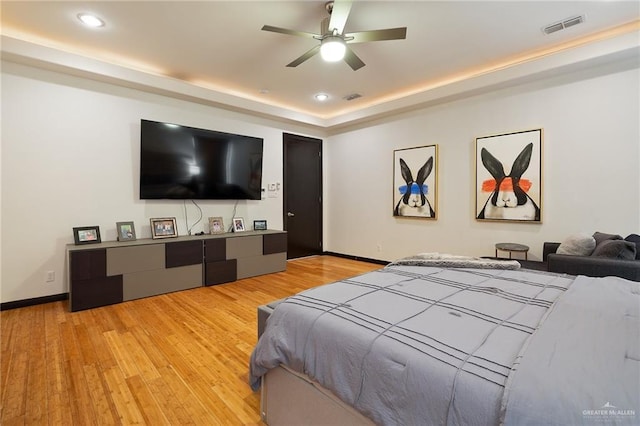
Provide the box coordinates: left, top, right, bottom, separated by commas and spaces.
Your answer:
140, 119, 263, 200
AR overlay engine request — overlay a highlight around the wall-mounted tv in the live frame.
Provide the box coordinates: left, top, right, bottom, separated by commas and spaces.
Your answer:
140, 119, 263, 200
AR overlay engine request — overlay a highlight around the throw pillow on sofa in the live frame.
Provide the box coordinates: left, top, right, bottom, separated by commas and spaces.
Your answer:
624, 234, 640, 260
592, 231, 623, 246
556, 233, 596, 256
591, 240, 637, 260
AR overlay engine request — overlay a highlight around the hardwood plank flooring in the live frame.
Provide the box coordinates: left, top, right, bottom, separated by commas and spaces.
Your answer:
0, 255, 381, 425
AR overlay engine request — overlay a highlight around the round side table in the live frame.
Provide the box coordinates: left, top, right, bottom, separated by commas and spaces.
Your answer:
495, 243, 529, 260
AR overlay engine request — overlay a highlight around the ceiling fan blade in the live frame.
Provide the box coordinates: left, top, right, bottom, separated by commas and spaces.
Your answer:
343, 47, 365, 71
287, 45, 321, 67
328, 0, 352, 34
261, 25, 318, 39
346, 27, 407, 44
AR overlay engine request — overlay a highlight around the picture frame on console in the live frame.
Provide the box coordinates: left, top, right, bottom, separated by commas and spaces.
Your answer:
232, 217, 246, 232
73, 226, 101, 245
150, 217, 178, 239
116, 221, 136, 241
254, 220, 267, 231
209, 216, 225, 234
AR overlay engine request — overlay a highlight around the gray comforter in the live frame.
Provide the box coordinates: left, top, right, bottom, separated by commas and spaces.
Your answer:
249, 262, 639, 425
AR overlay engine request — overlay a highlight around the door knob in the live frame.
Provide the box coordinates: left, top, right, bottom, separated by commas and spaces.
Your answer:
287, 212, 295, 217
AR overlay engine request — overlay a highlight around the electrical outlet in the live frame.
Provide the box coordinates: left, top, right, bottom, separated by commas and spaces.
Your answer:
46, 271, 55, 282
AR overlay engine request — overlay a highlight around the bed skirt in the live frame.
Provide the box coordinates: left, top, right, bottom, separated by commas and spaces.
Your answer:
261, 365, 374, 425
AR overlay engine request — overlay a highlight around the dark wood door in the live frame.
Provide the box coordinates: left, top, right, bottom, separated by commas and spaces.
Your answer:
283, 133, 322, 259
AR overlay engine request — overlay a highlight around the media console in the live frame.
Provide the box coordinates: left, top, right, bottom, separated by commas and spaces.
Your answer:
66, 230, 287, 312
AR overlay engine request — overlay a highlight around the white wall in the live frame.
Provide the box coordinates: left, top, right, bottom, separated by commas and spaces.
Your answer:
2, 58, 639, 305
0, 61, 319, 303
325, 64, 640, 262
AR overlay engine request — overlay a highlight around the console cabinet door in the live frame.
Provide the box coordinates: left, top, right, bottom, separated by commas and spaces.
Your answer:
70, 249, 106, 280
205, 239, 226, 262
205, 260, 237, 286
166, 240, 203, 268
71, 276, 123, 311
204, 239, 234, 286
70, 249, 123, 311
264, 233, 287, 254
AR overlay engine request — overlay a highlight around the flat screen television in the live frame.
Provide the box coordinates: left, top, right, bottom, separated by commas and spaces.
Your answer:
139, 119, 263, 200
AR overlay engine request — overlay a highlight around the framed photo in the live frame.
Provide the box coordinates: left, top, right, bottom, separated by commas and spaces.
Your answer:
253, 220, 267, 231
475, 129, 542, 223
209, 216, 225, 234
150, 217, 178, 239
393, 144, 438, 219
73, 226, 101, 245
232, 217, 246, 232
116, 221, 136, 241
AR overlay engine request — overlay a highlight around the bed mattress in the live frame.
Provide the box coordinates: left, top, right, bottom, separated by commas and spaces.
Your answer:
250, 260, 639, 425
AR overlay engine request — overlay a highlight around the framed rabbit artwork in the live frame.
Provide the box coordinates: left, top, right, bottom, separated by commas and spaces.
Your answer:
393, 144, 438, 219
475, 129, 542, 223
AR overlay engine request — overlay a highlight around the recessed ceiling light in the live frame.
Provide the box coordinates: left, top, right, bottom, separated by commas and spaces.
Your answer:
315, 93, 329, 101
77, 13, 105, 28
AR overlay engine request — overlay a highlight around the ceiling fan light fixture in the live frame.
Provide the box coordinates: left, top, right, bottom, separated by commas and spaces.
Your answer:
320, 36, 346, 62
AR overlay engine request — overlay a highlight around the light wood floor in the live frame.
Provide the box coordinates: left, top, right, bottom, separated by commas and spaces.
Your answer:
0, 255, 381, 425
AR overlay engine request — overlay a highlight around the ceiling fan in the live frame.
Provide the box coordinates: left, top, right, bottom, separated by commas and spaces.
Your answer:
261, 0, 407, 71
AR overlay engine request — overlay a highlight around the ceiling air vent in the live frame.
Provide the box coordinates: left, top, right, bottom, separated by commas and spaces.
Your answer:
543, 15, 585, 35
344, 93, 362, 101
563, 15, 585, 28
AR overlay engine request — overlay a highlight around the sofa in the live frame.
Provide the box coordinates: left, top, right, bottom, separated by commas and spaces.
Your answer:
542, 232, 640, 282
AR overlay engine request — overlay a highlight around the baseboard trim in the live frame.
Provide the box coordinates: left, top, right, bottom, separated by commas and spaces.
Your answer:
323, 251, 389, 266
1, 293, 68, 311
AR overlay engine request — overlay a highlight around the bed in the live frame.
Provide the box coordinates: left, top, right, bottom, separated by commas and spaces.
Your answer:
249, 254, 639, 425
